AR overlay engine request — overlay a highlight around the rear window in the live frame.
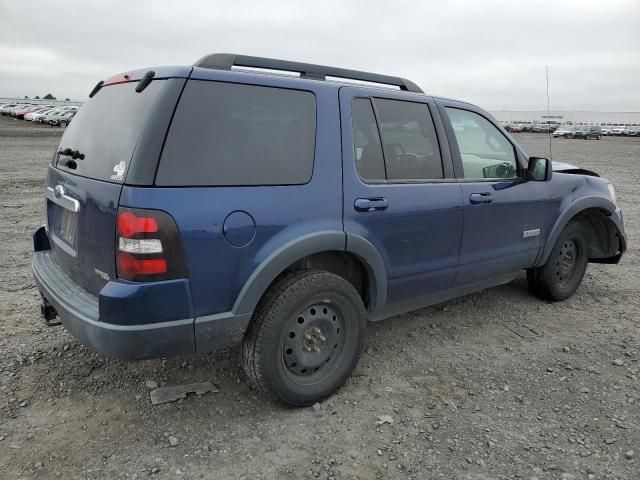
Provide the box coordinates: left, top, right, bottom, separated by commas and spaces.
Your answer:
55, 80, 165, 182
156, 81, 316, 186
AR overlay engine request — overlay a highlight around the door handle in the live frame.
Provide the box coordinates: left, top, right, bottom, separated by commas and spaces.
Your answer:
354, 197, 388, 212
469, 192, 493, 204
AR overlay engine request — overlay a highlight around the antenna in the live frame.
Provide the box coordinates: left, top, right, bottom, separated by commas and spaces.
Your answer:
546, 65, 552, 160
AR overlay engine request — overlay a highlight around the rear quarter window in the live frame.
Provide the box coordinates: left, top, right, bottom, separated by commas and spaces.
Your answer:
156, 81, 316, 186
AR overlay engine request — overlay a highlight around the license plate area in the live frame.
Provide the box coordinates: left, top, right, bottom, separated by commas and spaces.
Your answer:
50, 205, 78, 256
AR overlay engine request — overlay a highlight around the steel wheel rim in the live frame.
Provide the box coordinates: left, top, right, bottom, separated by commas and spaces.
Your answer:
555, 238, 582, 287
281, 301, 346, 384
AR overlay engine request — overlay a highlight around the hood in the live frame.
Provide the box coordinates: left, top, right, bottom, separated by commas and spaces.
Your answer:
552, 161, 599, 177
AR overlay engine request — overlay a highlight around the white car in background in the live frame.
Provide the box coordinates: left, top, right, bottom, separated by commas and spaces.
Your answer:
24, 106, 55, 121
610, 127, 625, 136
32, 105, 79, 123
5, 104, 32, 116
38, 109, 67, 124
32, 108, 61, 123
0, 103, 21, 114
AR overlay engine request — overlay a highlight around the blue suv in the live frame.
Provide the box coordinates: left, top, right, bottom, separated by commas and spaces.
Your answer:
33, 54, 626, 406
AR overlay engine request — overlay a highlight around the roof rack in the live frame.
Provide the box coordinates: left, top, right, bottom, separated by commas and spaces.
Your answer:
193, 53, 423, 94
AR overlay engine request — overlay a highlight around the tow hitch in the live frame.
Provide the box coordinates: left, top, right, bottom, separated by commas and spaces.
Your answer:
41, 296, 61, 327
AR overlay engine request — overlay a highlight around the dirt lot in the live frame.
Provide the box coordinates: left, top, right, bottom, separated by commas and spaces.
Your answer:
0, 115, 638, 480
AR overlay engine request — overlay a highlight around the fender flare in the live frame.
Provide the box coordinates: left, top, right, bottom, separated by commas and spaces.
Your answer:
345, 233, 387, 312
536, 196, 618, 266
233, 231, 345, 316
232, 231, 388, 317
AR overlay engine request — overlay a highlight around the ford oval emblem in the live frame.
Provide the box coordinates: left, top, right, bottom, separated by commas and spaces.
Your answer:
53, 185, 65, 199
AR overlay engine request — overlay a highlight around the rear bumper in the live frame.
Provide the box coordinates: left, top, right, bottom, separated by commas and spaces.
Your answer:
32, 226, 252, 359
32, 249, 195, 360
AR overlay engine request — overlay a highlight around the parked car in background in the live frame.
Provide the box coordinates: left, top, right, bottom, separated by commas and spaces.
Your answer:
0, 103, 21, 115
6, 104, 32, 117
24, 106, 56, 121
507, 124, 523, 133
37, 106, 77, 123
552, 125, 575, 138
32, 108, 61, 123
13, 105, 45, 119
601, 127, 612, 136
610, 127, 625, 136
623, 126, 639, 137
532, 124, 553, 133
41, 110, 68, 124
573, 126, 601, 140
49, 110, 76, 127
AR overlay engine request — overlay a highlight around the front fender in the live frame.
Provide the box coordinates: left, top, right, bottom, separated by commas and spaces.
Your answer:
536, 195, 622, 266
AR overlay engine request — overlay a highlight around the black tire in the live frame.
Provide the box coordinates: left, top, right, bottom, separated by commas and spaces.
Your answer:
59, 120, 68, 127
242, 269, 367, 406
527, 222, 588, 301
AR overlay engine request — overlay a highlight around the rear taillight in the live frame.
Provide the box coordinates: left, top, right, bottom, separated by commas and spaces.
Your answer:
116, 208, 187, 282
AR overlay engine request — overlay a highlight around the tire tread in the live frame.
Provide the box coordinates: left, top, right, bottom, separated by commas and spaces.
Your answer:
241, 269, 366, 406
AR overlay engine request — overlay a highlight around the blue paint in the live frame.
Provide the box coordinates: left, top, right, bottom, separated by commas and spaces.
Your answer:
223, 211, 256, 248
33, 61, 627, 359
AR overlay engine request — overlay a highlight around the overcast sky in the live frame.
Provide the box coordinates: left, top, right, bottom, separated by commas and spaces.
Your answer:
1, 0, 639, 111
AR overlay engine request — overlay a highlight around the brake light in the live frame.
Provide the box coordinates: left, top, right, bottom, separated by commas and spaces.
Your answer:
117, 211, 158, 237
117, 253, 167, 278
116, 208, 187, 281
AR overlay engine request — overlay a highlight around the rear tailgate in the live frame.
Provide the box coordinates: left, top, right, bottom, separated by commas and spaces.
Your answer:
46, 69, 189, 296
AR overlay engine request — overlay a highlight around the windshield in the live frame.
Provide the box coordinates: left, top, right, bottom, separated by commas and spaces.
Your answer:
55, 80, 165, 183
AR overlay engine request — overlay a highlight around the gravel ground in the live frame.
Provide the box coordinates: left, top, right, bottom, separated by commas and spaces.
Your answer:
0, 115, 638, 480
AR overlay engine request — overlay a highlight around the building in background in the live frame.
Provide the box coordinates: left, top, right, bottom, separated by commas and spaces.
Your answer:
0, 97, 82, 107
489, 110, 640, 126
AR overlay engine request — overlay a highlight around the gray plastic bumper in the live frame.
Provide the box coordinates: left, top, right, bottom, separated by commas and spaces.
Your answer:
32, 250, 195, 360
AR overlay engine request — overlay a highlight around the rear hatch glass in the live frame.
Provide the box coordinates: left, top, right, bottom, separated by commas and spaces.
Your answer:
56, 80, 166, 182
47, 80, 167, 295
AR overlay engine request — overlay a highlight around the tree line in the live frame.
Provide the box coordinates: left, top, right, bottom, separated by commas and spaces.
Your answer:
22, 94, 72, 101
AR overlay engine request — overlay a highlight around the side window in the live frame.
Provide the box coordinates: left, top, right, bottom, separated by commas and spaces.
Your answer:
156, 81, 316, 186
351, 98, 386, 182
445, 108, 518, 180
374, 99, 443, 180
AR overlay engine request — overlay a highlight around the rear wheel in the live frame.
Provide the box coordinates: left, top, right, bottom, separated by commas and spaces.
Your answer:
59, 120, 68, 128
242, 269, 366, 406
527, 222, 588, 301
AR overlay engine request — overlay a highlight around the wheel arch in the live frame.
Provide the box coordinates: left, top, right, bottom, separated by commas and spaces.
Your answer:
537, 196, 622, 266
232, 231, 387, 318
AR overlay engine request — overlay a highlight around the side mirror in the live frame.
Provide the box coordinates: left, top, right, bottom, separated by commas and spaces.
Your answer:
528, 157, 552, 181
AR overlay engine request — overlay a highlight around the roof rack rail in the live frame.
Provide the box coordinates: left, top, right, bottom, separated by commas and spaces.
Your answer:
193, 53, 423, 94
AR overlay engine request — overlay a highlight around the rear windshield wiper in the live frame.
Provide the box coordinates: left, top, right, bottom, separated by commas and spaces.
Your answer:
56, 148, 85, 169
57, 147, 85, 160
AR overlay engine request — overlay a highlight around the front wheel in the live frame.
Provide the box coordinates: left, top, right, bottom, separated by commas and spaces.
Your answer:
527, 222, 588, 301
242, 269, 367, 406
59, 120, 68, 128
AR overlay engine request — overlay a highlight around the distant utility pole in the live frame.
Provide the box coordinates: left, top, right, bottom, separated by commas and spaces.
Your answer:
546, 66, 552, 160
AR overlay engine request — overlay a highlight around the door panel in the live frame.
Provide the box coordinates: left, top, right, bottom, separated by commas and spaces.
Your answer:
340, 87, 463, 308
438, 100, 549, 284
457, 181, 548, 282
